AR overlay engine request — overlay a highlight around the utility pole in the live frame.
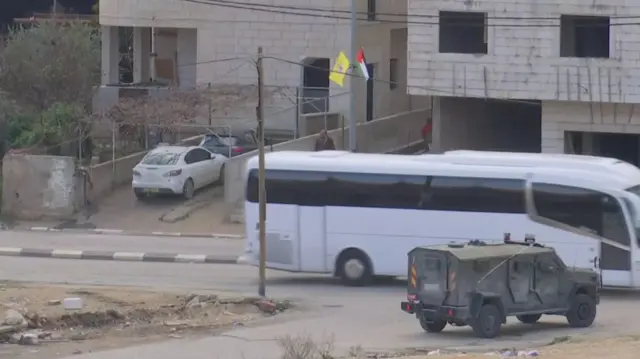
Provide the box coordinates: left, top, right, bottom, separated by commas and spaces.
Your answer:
256, 46, 267, 297
348, 0, 357, 152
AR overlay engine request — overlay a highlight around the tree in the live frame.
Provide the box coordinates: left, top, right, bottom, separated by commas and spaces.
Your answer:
0, 21, 100, 111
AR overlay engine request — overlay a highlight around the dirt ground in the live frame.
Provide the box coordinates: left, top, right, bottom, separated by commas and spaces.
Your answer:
396, 336, 640, 358
15, 184, 244, 236
0, 282, 288, 358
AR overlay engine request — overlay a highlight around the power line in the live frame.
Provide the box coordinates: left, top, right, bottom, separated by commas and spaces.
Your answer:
147, 52, 540, 106
185, 0, 640, 21
181, 0, 640, 27
177, 56, 254, 67
98, 14, 349, 26
262, 55, 540, 106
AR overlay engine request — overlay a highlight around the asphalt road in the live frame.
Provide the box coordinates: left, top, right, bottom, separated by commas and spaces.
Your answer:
0, 255, 639, 359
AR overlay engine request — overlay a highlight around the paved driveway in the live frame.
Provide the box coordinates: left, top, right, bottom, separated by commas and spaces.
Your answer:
51, 184, 243, 235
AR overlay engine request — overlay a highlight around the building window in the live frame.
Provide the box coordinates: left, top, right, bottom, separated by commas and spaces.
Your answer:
560, 15, 610, 58
367, 0, 376, 21
389, 58, 398, 90
438, 11, 488, 54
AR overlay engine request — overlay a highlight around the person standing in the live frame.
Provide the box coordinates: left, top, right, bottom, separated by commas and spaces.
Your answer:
314, 129, 336, 151
421, 122, 432, 152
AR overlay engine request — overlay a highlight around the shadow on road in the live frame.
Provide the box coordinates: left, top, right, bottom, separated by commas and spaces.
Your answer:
263, 275, 406, 288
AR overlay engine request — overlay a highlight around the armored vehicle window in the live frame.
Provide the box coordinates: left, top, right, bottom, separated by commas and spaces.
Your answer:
473, 260, 490, 273
513, 260, 532, 274
537, 260, 559, 274
424, 257, 442, 272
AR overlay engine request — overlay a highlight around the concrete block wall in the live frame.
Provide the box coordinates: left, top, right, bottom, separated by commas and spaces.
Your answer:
223, 107, 430, 222
2, 155, 79, 220
541, 100, 640, 153
407, 0, 640, 103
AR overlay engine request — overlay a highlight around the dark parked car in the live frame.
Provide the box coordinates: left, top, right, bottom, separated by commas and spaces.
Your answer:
198, 130, 258, 158
400, 235, 599, 338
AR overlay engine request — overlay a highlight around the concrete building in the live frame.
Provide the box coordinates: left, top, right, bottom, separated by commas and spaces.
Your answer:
97, 0, 428, 133
408, 0, 640, 165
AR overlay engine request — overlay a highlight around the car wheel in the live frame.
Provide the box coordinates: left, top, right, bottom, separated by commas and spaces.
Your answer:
217, 164, 225, 185
182, 178, 195, 200
471, 304, 502, 338
516, 314, 541, 324
133, 188, 146, 200
336, 249, 373, 287
419, 316, 447, 333
566, 294, 596, 328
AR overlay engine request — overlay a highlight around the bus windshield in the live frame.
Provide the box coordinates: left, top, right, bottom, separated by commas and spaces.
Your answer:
626, 185, 640, 198
624, 186, 640, 245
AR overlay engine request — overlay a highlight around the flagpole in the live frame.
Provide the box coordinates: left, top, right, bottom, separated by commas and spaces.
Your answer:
348, 0, 357, 152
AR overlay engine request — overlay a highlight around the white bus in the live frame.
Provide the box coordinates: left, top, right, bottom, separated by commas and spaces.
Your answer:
242, 151, 640, 287
440, 150, 640, 178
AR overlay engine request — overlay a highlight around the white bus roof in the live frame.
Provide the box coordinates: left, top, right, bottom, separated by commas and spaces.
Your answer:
416, 150, 640, 181
246, 151, 639, 190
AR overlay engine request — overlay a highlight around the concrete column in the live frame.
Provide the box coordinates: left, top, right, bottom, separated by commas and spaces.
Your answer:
133, 27, 151, 83
177, 28, 198, 88
582, 132, 594, 155
431, 96, 442, 152
101, 26, 120, 85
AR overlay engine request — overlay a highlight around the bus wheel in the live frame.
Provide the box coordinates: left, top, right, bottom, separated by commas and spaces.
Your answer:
336, 249, 373, 287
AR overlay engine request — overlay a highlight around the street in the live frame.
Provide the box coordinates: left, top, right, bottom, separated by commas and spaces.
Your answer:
0, 245, 640, 359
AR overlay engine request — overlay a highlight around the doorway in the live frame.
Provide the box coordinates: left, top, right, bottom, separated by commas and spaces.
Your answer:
301, 57, 330, 114
366, 63, 375, 122
566, 131, 640, 166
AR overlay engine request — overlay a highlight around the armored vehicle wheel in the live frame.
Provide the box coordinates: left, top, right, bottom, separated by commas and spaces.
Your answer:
566, 294, 596, 328
419, 316, 447, 333
471, 304, 502, 338
516, 314, 541, 324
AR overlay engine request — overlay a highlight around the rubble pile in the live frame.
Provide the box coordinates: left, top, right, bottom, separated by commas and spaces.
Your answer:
0, 292, 290, 347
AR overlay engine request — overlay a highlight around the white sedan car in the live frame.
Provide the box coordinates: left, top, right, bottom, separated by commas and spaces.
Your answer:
132, 146, 227, 200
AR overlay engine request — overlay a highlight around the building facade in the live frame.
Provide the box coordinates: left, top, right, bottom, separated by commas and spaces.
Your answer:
408, 0, 640, 164
98, 0, 424, 133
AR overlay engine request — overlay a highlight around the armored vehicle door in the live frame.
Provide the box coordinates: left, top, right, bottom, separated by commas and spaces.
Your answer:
534, 253, 565, 307
410, 250, 448, 305
508, 256, 534, 304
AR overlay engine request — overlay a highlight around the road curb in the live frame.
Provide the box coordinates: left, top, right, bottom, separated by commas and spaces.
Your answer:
0, 247, 242, 264
21, 227, 244, 239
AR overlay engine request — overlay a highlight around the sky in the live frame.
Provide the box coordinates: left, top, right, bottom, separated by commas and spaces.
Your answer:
1, 0, 97, 30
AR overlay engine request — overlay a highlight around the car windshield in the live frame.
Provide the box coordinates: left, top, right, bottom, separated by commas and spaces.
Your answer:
202, 135, 243, 147
141, 151, 180, 165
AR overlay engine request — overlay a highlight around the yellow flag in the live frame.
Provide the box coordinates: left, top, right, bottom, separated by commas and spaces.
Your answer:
329, 51, 350, 87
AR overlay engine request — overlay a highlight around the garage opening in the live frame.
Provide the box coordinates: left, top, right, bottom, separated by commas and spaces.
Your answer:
565, 131, 640, 166
436, 97, 541, 152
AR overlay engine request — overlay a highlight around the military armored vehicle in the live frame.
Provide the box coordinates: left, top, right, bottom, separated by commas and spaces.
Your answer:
400, 235, 600, 338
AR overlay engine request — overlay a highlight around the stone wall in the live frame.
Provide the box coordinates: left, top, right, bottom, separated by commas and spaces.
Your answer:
2, 154, 79, 220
